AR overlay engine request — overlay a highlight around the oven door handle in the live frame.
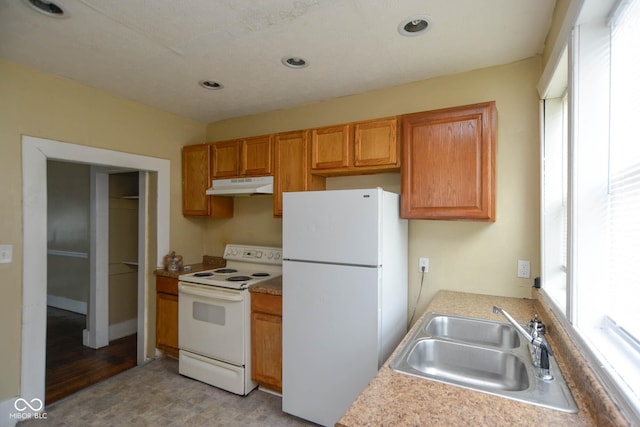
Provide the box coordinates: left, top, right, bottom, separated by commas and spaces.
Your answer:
179, 283, 243, 302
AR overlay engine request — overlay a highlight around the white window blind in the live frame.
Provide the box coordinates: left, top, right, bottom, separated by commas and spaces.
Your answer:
576, 0, 640, 411
606, 0, 640, 352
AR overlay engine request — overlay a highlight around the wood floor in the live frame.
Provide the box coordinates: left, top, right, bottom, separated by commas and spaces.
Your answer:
46, 307, 137, 405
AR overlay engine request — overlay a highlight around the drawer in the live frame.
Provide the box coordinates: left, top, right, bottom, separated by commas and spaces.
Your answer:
251, 292, 282, 316
156, 275, 178, 295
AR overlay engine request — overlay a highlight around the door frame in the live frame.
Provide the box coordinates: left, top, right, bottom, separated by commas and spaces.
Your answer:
21, 135, 170, 405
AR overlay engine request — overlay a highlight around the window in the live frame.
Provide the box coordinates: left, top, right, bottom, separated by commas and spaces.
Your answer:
542, 91, 569, 313
541, 0, 640, 421
607, 0, 640, 345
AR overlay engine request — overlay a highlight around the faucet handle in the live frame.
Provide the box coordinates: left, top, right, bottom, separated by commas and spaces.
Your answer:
528, 314, 546, 336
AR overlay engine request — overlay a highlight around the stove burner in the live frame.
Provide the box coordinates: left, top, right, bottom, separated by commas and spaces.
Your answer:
227, 275, 252, 282
214, 268, 238, 274
252, 272, 270, 277
193, 272, 214, 277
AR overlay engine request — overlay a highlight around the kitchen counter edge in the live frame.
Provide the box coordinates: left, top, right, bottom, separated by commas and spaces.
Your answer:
248, 276, 282, 296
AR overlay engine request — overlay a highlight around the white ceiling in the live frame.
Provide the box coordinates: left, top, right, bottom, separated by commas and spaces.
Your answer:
0, 0, 556, 123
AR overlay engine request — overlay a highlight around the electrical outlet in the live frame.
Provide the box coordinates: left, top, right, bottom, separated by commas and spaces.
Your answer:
517, 259, 530, 279
419, 257, 429, 273
0, 244, 13, 264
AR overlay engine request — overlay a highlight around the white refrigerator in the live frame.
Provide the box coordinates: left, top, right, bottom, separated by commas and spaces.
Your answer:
282, 188, 408, 427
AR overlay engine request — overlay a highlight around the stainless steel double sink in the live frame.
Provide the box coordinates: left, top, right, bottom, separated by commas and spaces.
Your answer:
390, 312, 578, 413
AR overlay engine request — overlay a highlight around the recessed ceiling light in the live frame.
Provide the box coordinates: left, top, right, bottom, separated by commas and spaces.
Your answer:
23, 0, 67, 18
199, 80, 224, 90
282, 57, 309, 69
398, 15, 431, 36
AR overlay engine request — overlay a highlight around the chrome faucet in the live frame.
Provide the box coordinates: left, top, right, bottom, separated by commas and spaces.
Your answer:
492, 306, 554, 380
527, 314, 546, 367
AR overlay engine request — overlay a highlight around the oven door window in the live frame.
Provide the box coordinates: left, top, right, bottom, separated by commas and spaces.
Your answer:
193, 301, 225, 325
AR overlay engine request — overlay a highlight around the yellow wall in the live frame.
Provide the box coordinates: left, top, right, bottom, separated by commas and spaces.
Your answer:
205, 57, 542, 323
0, 59, 206, 401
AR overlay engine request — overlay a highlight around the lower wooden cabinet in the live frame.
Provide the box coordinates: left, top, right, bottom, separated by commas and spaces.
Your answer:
250, 292, 282, 392
156, 275, 179, 358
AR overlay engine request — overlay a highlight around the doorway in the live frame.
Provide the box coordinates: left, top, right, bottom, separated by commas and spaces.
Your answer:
21, 135, 170, 407
45, 163, 141, 403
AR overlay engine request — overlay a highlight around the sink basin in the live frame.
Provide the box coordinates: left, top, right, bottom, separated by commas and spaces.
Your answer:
390, 312, 578, 413
424, 314, 521, 349
406, 339, 530, 391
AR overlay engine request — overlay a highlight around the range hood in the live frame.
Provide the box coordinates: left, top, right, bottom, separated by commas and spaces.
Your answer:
206, 176, 274, 196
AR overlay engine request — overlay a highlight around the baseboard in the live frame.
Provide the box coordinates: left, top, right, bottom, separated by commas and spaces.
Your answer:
109, 318, 137, 341
47, 295, 87, 315
0, 397, 17, 427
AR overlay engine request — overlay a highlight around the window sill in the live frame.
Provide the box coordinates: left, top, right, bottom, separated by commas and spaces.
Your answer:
534, 288, 638, 425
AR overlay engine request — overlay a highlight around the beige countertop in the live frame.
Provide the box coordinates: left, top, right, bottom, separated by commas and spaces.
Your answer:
337, 291, 600, 427
249, 276, 282, 296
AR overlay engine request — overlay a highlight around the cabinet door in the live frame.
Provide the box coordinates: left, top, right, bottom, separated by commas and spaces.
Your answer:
182, 144, 234, 218
273, 131, 325, 217
311, 124, 350, 170
212, 140, 240, 178
241, 135, 273, 176
401, 101, 496, 221
156, 291, 179, 358
251, 311, 282, 392
182, 144, 212, 216
354, 117, 399, 168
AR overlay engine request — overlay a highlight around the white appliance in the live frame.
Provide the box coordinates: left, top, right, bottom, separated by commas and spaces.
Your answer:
282, 188, 408, 426
205, 176, 273, 196
178, 244, 282, 395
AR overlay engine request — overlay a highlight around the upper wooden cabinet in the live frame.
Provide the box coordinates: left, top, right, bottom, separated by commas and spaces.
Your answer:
310, 117, 400, 175
311, 124, 350, 169
241, 135, 273, 176
354, 117, 399, 168
211, 140, 240, 178
211, 135, 273, 179
401, 102, 496, 221
182, 144, 233, 217
273, 130, 325, 217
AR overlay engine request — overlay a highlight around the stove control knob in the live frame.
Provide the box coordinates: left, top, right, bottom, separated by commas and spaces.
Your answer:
255, 251, 263, 258
231, 248, 238, 256
274, 252, 281, 260
267, 252, 273, 259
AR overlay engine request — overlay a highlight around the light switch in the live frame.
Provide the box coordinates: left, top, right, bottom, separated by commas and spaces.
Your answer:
0, 245, 13, 264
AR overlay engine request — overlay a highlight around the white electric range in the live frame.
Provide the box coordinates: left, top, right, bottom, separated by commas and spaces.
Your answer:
177, 244, 282, 395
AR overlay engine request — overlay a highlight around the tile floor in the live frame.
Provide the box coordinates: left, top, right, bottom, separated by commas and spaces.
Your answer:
20, 357, 316, 427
